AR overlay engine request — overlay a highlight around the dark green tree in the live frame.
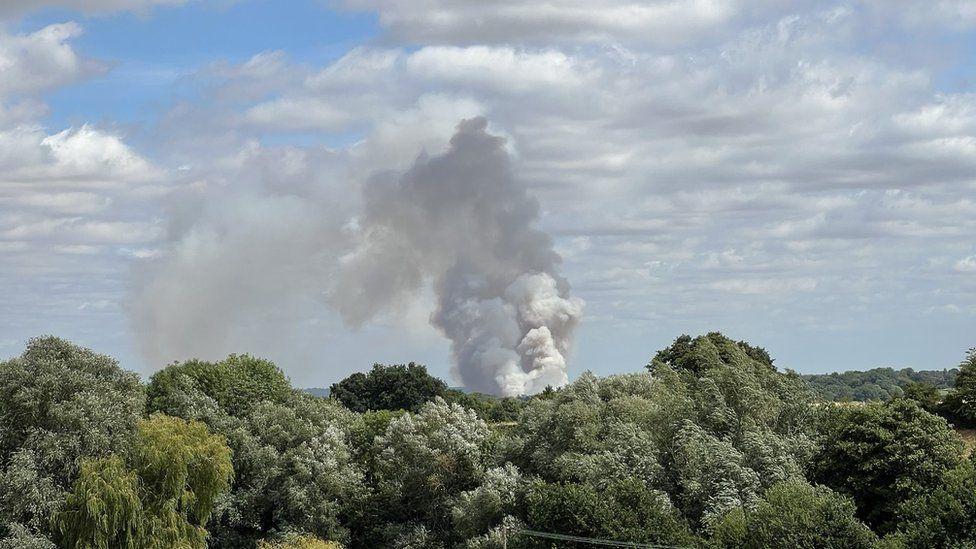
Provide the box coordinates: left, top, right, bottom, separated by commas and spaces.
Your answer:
804, 367, 958, 403
887, 457, 976, 548
943, 348, 976, 425
900, 381, 941, 411
810, 398, 964, 532
330, 362, 447, 412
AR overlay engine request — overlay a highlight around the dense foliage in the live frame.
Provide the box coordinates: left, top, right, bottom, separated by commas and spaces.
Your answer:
942, 348, 976, 425
0, 337, 145, 544
803, 367, 957, 402
809, 399, 963, 532
329, 363, 447, 413
1, 333, 973, 548
57, 415, 233, 548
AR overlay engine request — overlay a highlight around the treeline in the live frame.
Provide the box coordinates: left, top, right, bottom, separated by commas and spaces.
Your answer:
804, 367, 958, 402
0, 334, 974, 548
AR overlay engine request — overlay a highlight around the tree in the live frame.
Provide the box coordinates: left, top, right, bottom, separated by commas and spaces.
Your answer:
56, 456, 144, 549
522, 478, 698, 548
0, 337, 145, 543
900, 381, 940, 411
886, 458, 976, 548
803, 367, 958, 402
810, 399, 964, 532
711, 480, 877, 549
508, 333, 816, 531
57, 415, 233, 549
943, 348, 976, 425
257, 533, 342, 548
147, 353, 367, 548
330, 363, 447, 413
147, 354, 293, 418
366, 398, 490, 546
443, 390, 525, 422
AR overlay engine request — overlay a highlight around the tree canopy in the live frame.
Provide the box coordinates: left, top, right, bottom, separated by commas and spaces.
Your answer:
810, 398, 963, 532
0, 332, 972, 548
943, 348, 976, 425
329, 362, 447, 413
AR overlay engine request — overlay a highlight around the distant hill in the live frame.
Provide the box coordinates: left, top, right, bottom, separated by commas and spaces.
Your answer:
803, 367, 958, 401
304, 387, 330, 398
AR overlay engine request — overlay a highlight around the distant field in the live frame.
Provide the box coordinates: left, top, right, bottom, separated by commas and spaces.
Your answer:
958, 428, 976, 457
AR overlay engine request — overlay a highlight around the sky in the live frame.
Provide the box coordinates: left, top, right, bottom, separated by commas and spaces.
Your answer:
0, 0, 974, 389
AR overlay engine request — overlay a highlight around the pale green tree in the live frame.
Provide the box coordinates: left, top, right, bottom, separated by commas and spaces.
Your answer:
57, 415, 233, 549
0, 337, 144, 544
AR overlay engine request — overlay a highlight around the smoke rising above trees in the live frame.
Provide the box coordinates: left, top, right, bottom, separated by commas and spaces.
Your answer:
133, 118, 582, 396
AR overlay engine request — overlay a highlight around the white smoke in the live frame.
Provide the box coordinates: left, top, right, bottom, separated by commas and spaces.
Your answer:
132, 117, 582, 396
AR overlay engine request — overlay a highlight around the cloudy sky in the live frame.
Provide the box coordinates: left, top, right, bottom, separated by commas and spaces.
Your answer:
1, 0, 974, 388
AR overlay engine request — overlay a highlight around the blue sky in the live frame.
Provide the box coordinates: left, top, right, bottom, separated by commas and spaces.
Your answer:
22, 1, 377, 135
0, 0, 974, 392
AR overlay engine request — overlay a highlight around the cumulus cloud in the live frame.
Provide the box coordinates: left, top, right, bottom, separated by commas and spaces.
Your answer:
0, 15, 166, 366
0, 23, 105, 96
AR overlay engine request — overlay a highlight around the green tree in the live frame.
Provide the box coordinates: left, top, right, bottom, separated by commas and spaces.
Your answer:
56, 456, 143, 549
57, 415, 233, 549
330, 363, 447, 413
257, 534, 342, 548
900, 381, 941, 411
810, 399, 963, 532
147, 354, 292, 418
711, 480, 877, 549
443, 390, 525, 422
804, 367, 958, 403
508, 333, 816, 532
943, 348, 976, 425
522, 478, 697, 548
366, 398, 490, 546
148, 360, 365, 549
886, 457, 976, 548
0, 337, 144, 543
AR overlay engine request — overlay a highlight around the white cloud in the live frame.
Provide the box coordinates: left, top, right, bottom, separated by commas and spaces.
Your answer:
245, 97, 353, 132
405, 46, 596, 93
0, 23, 104, 96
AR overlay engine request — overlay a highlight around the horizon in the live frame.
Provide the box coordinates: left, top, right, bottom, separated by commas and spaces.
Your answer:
1, 0, 974, 392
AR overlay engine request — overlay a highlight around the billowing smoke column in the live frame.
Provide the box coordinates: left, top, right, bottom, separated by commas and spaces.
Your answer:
131, 117, 581, 396
332, 118, 583, 395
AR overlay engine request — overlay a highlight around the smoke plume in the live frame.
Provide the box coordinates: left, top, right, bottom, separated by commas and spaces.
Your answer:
133, 117, 582, 396
333, 118, 583, 395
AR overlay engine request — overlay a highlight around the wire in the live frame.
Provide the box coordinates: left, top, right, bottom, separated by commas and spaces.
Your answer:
515, 528, 693, 548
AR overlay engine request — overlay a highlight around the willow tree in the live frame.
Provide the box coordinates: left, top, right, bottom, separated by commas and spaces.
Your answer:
57, 415, 233, 549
